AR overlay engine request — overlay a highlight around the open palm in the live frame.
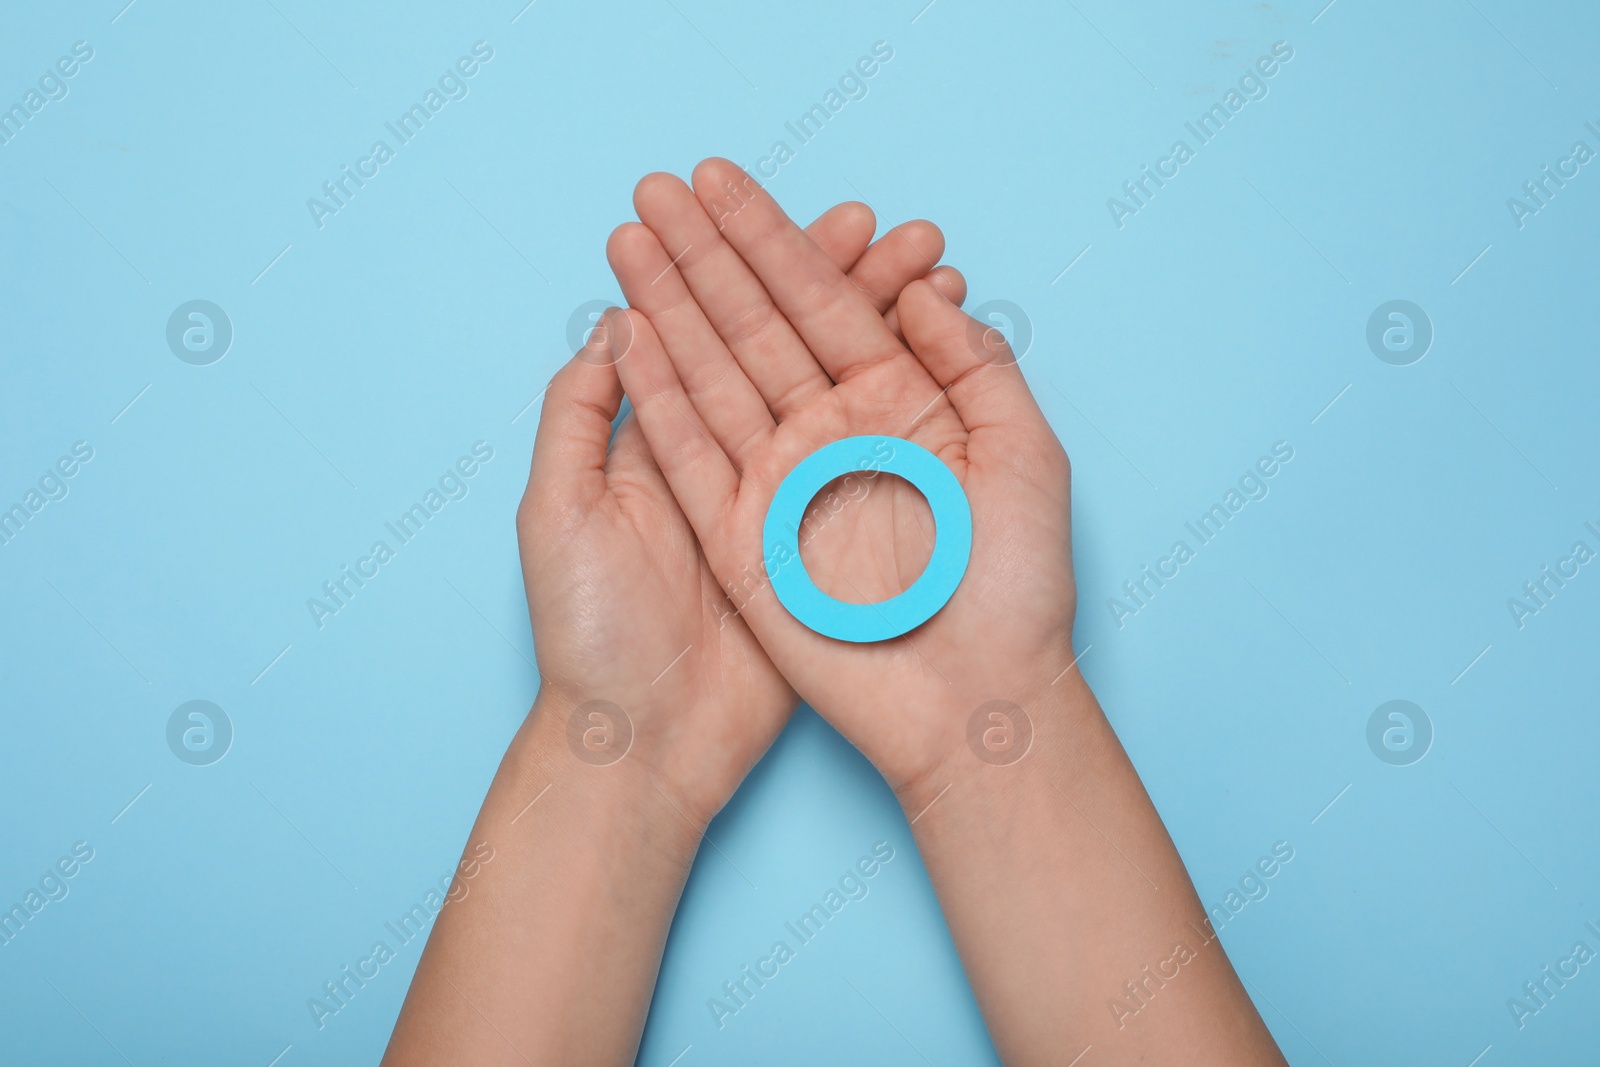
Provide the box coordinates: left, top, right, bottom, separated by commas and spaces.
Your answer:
519, 197, 970, 822
611, 160, 1081, 797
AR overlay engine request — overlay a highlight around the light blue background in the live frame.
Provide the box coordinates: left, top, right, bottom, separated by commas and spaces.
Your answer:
2, 1, 1598, 1064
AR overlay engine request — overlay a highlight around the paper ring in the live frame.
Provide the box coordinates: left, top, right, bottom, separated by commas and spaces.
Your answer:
761, 435, 972, 643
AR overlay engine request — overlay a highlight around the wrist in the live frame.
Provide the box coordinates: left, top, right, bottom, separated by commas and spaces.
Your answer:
892, 673, 1108, 828
507, 692, 709, 866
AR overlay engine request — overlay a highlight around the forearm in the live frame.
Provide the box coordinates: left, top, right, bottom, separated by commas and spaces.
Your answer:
383, 693, 704, 1066
900, 676, 1284, 1066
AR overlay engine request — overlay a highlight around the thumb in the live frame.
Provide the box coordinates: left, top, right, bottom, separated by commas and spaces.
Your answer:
519, 310, 628, 534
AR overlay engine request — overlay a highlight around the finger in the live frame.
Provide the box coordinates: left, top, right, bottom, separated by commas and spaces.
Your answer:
607, 221, 775, 469
633, 171, 831, 420
885, 264, 965, 340
521, 330, 626, 529
804, 200, 876, 275
846, 219, 944, 313
609, 307, 740, 545
929, 264, 967, 305
692, 157, 909, 383
896, 279, 1046, 433
812, 210, 963, 338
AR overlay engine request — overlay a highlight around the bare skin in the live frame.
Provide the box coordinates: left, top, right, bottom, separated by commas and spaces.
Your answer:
606, 159, 1289, 1066
381, 202, 966, 1066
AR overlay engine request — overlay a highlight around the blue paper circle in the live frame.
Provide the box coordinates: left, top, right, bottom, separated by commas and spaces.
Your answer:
762, 435, 972, 643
